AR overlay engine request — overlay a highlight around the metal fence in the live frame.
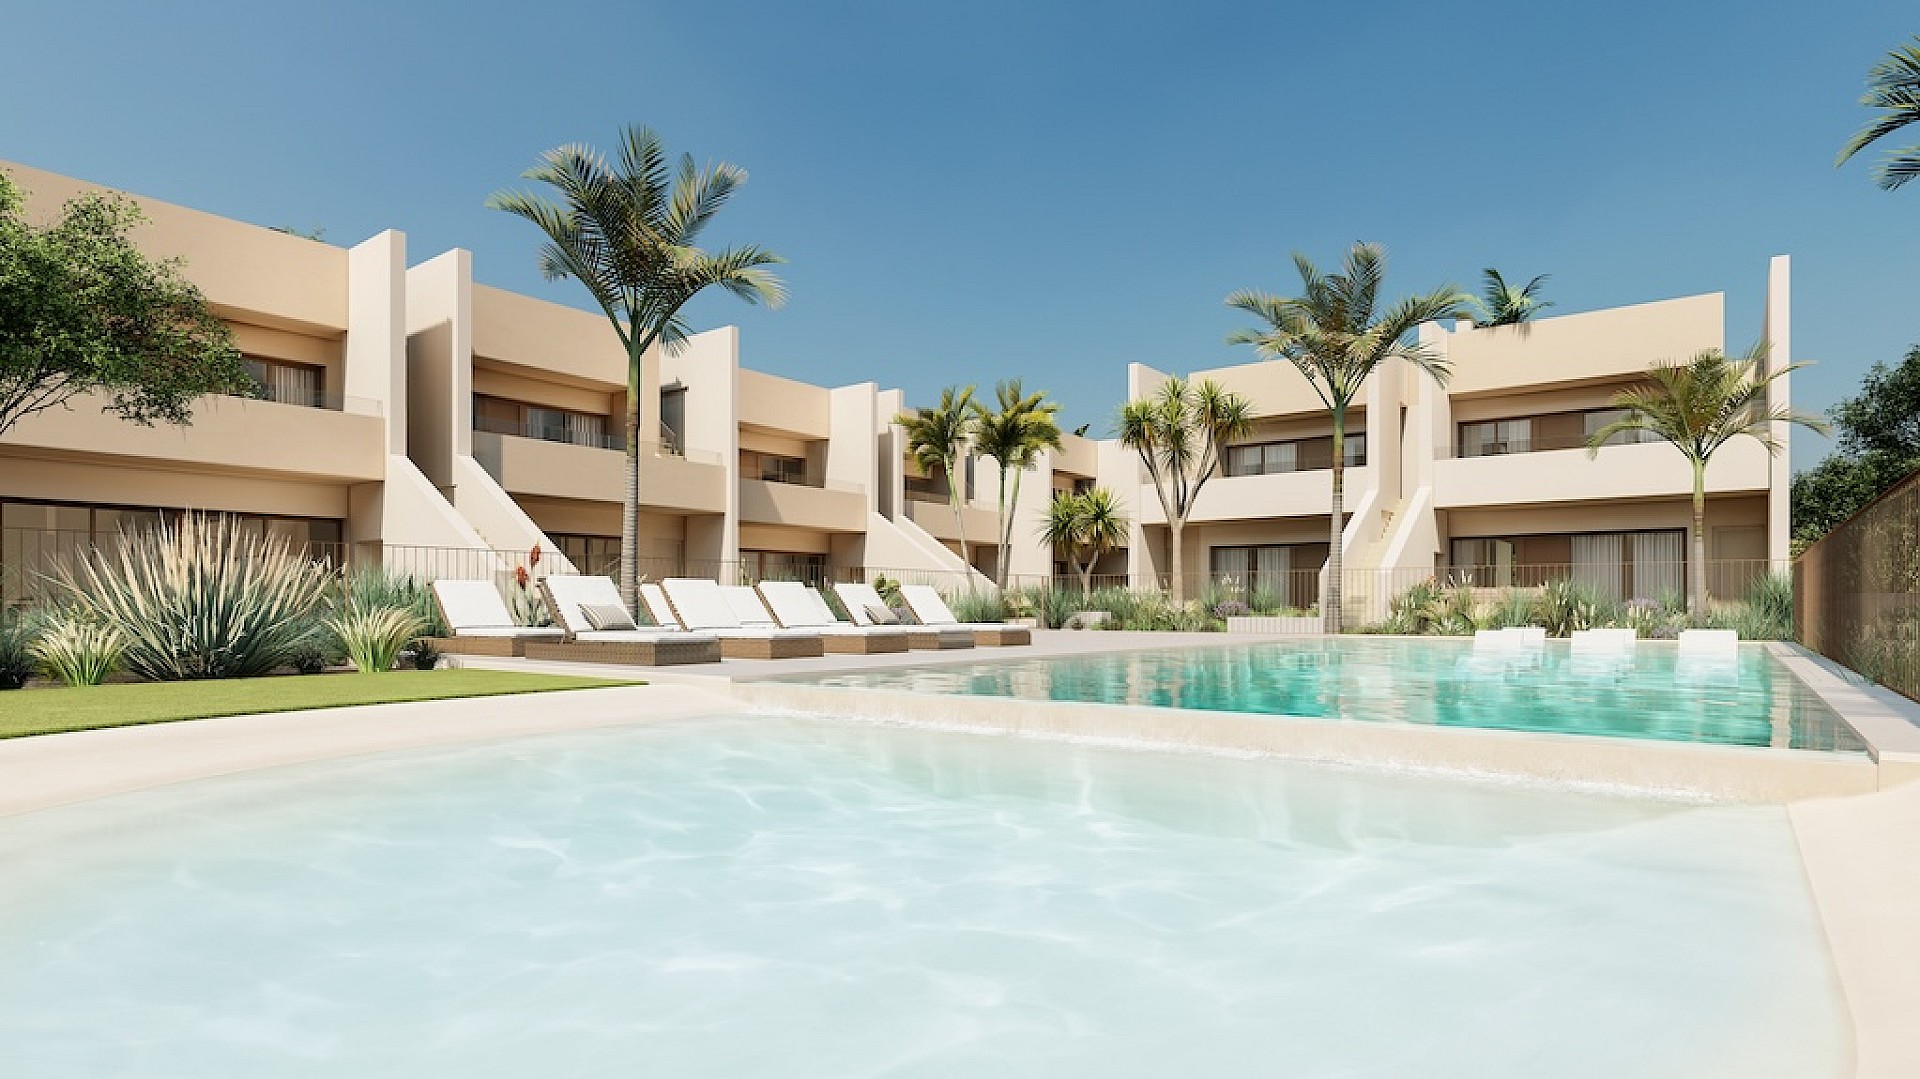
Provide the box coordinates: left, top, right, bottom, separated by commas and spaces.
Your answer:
1796, 470, 1920, 701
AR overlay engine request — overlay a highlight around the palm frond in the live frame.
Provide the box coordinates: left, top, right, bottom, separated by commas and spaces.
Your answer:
1837, 37, 1920, 189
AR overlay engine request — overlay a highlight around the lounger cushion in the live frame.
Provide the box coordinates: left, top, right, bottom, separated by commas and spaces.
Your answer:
581, 602, 638, 632
452, 626, 566, 639
432, 579, 520, 633
865, 603, 900, 625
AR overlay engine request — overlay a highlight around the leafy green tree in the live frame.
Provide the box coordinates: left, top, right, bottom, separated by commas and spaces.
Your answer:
970, 380, 1062, 588
1792, 344, 1920, 547
0, 172, 250, 437
896, 386, 978, 567
489, 126, 785, 610
1838, 37, 1920, 190
1038, 487, 1130, 598
1469, 268, 1552, 327
1117, 377, 1253, 604
1587, 346, 1827, 613
1226, 243, 1469, 631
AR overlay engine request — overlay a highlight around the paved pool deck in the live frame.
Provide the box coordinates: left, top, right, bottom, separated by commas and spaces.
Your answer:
0, 630, 1916, 1076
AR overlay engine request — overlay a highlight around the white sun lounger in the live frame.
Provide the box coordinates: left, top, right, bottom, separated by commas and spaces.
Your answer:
658, 578, 825, 659
527, 575, 720, 666
1677, 629, 1739, 657
752, 581, 910, 654
427, 578, 567, 656
832, 582, 975, 650
899, 584, 1032, 646
1570, 627, 1638, 652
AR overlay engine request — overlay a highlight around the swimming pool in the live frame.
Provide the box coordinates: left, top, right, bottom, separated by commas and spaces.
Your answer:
788, 638, 1863, 751
0, 716, 1846, 1077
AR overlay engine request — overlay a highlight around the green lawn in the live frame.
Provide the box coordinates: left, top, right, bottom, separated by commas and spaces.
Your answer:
0, 669, 641, 740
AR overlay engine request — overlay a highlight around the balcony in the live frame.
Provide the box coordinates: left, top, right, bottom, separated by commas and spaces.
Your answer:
471, 429, 726, 513
1141, 466, 1368, 525
1433, 440, 1772, 509
738, 476, 865, 532
905, 496, 1000, 544
0, 391, 385, 481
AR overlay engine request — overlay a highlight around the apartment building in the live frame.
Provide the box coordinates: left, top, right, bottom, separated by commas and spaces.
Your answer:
0, 158, 1793, 613
1111, 260, 1794, 615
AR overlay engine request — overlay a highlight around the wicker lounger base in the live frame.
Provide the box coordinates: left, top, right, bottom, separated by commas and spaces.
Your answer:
523, 638, 722, 666
905, 628, 975, 650
822, 633, 910, 655
425, 636, 524, 658
969, 626, 1032, 646
720, 636, 826, 660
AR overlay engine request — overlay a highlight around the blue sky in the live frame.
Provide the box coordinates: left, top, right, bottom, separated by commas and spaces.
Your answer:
3, 0, 1916, 468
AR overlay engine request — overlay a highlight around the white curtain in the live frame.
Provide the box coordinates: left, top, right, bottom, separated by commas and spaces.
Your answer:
248, 360, 319, 407
1632, 531, 1685, 601
1572, 533, 1624, 601
1255, 546, 1290, 606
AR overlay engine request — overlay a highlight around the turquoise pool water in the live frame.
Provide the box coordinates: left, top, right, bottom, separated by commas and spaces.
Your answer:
791, 638, 1862, 751
0, 717, 1845, 1077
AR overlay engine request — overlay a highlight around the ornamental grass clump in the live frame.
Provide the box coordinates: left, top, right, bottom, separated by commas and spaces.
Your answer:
327, 607, 425, 673
51, 514, 334, 680
29, 611, 124, 687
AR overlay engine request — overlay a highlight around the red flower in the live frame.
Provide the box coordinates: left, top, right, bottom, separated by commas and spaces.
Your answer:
529, 544, 543, 568
515, 565, 530, 589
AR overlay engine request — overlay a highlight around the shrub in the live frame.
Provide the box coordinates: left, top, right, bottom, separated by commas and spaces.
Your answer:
327, 607, 425, 673
30, 611, 124, 686
1213, 600, 1250, 620
1011, 585, 1078, 629
1481, 589, 1541, 630
286, 628, 338, 674
51, 513, 333, 680
408, 637, 444, 671
0, 608, 43, 689
339, 565, 446, 634
1739, 573, 1795, 641
946, 590, 1009, 623
1537, 579, 1613, 638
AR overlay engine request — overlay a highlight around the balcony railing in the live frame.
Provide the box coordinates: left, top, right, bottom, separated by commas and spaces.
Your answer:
904, 476, 952, 503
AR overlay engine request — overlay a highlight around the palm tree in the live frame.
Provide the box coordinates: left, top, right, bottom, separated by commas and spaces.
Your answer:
1837, 37, 1920, 190
970, 380, 1062, 588
895, 386, 978, 568
488, 125, 785, 612
1586, 346, 1827, 614
1117, 377, 1253, 604
1226, 243, 1470, 632
1039, 487, 1130, 598
1470, 268, 1552, 327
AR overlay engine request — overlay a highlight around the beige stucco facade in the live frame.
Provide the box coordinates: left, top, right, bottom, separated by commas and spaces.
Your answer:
0, 159, 1793, 608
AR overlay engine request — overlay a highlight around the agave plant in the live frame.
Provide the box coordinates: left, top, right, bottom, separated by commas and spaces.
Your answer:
327, 607, 425, 673
30, 611, 125, 687
51, 513, 334, 680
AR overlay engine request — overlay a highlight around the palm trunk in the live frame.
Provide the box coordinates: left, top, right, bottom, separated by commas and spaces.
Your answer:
619, 351, 642, 615
1001, 467, 1024, 590
1324, 412, 1346, 634
1690, 458, 1708, 617
994, 466, 1009, 590
947, 458, 970, 568
1169, 518, 1185, 603
1079, 560, 1093, 600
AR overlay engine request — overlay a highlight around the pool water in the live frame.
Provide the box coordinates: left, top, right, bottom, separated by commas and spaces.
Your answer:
791, 638, 1862, 751
0, 716, 1845, 1077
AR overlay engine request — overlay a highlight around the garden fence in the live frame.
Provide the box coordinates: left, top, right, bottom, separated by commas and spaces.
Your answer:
1796, 470, 1920, 701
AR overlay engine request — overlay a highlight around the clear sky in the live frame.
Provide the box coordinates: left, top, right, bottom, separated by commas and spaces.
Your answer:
3, 0, 1915, 468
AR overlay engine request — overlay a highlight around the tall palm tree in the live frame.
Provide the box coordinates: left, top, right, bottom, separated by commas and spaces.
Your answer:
1226, 243, 1469, 632
1470, 268, 1552, 327
895, 386, 977, 567
1117, 377, 1253, 604
488, 126, 785, 611
1038, 487, 1130, 598
971, 380, 1062, 588
1586, 346, 1827, 614
1838, 37, 1920, 190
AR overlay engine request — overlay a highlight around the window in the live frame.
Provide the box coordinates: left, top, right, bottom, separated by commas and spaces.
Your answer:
1208, 543, 1327, 609
244, 356, 326, 408
742, 550, 828, 586
473, 395, 616, 449
741, 450, 810, 486
1222, 433, 1365, 476
1449, 529, 1686, 601
2, 500, 343, 604
1459, 406, 1661, 457
552, 534, 620, 577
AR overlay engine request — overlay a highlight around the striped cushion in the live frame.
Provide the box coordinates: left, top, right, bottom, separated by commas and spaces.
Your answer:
581, 602, 638, 632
